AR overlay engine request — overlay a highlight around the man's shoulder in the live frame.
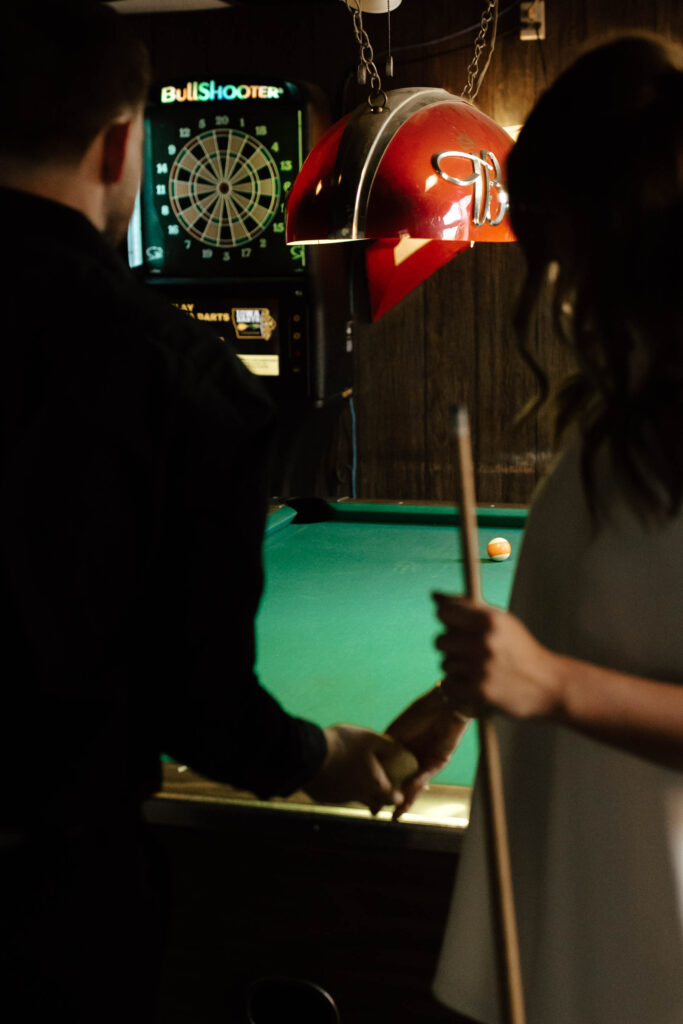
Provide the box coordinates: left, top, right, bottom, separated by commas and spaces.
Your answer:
7, 229, 274, 425
109, 275, 272, 407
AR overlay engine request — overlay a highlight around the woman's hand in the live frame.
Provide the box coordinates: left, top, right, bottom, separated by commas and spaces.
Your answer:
386, 688, 470, 819
433, 595, 683, 773
433, 593, 564, 721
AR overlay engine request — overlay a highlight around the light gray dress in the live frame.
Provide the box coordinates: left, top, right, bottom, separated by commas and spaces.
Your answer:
433, 438, 683, 1024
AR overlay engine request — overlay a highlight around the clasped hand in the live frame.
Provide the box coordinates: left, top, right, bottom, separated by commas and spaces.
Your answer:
304, 595, 562, 820
387, 594, 563, 818
304, 724, 419, 815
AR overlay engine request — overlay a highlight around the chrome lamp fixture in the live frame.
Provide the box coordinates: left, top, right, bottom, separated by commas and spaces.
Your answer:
285, 0, 515, 319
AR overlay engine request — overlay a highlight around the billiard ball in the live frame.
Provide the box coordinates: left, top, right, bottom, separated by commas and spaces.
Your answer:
487, 537, 511, 561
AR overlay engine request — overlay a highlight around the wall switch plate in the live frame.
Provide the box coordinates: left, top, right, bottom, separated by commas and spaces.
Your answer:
520, 1, 546, 41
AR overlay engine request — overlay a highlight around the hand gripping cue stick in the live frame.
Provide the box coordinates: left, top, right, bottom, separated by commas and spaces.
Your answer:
451, 405, 526, 1024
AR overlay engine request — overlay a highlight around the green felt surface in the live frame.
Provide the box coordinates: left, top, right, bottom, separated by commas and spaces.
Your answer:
255, 503, 525, 787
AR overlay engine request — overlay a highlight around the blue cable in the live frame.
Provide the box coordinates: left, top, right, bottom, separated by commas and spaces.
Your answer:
349, 395, 358, 499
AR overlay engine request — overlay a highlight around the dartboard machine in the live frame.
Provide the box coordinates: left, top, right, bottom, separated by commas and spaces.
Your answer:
128, 77, 353, 494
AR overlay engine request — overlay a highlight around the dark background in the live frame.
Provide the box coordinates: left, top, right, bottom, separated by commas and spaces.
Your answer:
126, 0, 683, 504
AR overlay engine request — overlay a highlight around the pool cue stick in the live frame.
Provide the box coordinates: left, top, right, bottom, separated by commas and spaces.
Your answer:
451, 404, 526, 1024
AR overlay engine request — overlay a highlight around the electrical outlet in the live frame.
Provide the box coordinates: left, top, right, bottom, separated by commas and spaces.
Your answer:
520, 0, 546, 41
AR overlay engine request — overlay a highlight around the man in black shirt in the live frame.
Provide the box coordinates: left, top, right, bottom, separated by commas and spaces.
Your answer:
0, 3, 410, 1020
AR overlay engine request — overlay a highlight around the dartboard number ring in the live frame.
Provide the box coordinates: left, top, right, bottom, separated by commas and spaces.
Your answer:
168, 128, 281, 248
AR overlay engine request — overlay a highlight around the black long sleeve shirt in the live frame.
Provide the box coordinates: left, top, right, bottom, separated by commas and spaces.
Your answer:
0, 187, 326, 830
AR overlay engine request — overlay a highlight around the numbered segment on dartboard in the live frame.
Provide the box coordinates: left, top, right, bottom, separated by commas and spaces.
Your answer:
137, 80, 309, 279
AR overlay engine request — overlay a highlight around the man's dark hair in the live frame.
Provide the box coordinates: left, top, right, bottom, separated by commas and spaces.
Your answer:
1, 1, 151, 163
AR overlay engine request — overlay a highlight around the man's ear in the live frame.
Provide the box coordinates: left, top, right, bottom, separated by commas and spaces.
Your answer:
101, 119, 132, 185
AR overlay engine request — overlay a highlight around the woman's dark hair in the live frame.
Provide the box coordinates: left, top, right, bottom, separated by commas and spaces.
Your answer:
508, 33, 683, 523
0, 1, 151, 164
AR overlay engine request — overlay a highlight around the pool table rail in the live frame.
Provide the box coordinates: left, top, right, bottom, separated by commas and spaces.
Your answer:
148, 762, 471, 853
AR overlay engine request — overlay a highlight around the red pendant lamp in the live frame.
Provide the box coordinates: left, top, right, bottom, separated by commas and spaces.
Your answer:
286, 86, 516, 319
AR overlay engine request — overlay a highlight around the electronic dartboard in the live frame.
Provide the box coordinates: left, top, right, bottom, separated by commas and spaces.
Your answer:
168, 126, 280, 245
130, 79, 311, 280
128, 77, 352, 417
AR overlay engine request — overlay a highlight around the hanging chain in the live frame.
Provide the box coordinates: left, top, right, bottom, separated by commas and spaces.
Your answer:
461, 0, 497, 102
344, 0, 387, 111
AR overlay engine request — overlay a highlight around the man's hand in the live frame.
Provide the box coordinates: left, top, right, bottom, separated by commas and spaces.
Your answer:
303, 724, 417, 814
386, 688, 470, 819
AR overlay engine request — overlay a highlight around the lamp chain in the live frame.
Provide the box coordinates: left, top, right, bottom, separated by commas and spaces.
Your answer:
462, 0, 499, 102
344, 0, 388, 111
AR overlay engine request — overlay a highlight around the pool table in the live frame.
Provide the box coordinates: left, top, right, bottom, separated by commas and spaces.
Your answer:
144, 499, 526, 1024
147, 498, 525, 844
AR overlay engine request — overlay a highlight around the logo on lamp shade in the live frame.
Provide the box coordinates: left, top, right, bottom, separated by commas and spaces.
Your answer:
432, 150, 508, 227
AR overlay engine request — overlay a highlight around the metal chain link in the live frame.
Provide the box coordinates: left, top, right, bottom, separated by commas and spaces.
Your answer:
462, 0, 497, 101
344, 0, 387, 110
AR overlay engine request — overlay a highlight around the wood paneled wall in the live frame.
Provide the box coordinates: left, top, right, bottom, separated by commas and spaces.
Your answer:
131, 0, 682, 503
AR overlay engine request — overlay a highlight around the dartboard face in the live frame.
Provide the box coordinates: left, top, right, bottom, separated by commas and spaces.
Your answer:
130, 79, 310, 279
169, 129, 281, 247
